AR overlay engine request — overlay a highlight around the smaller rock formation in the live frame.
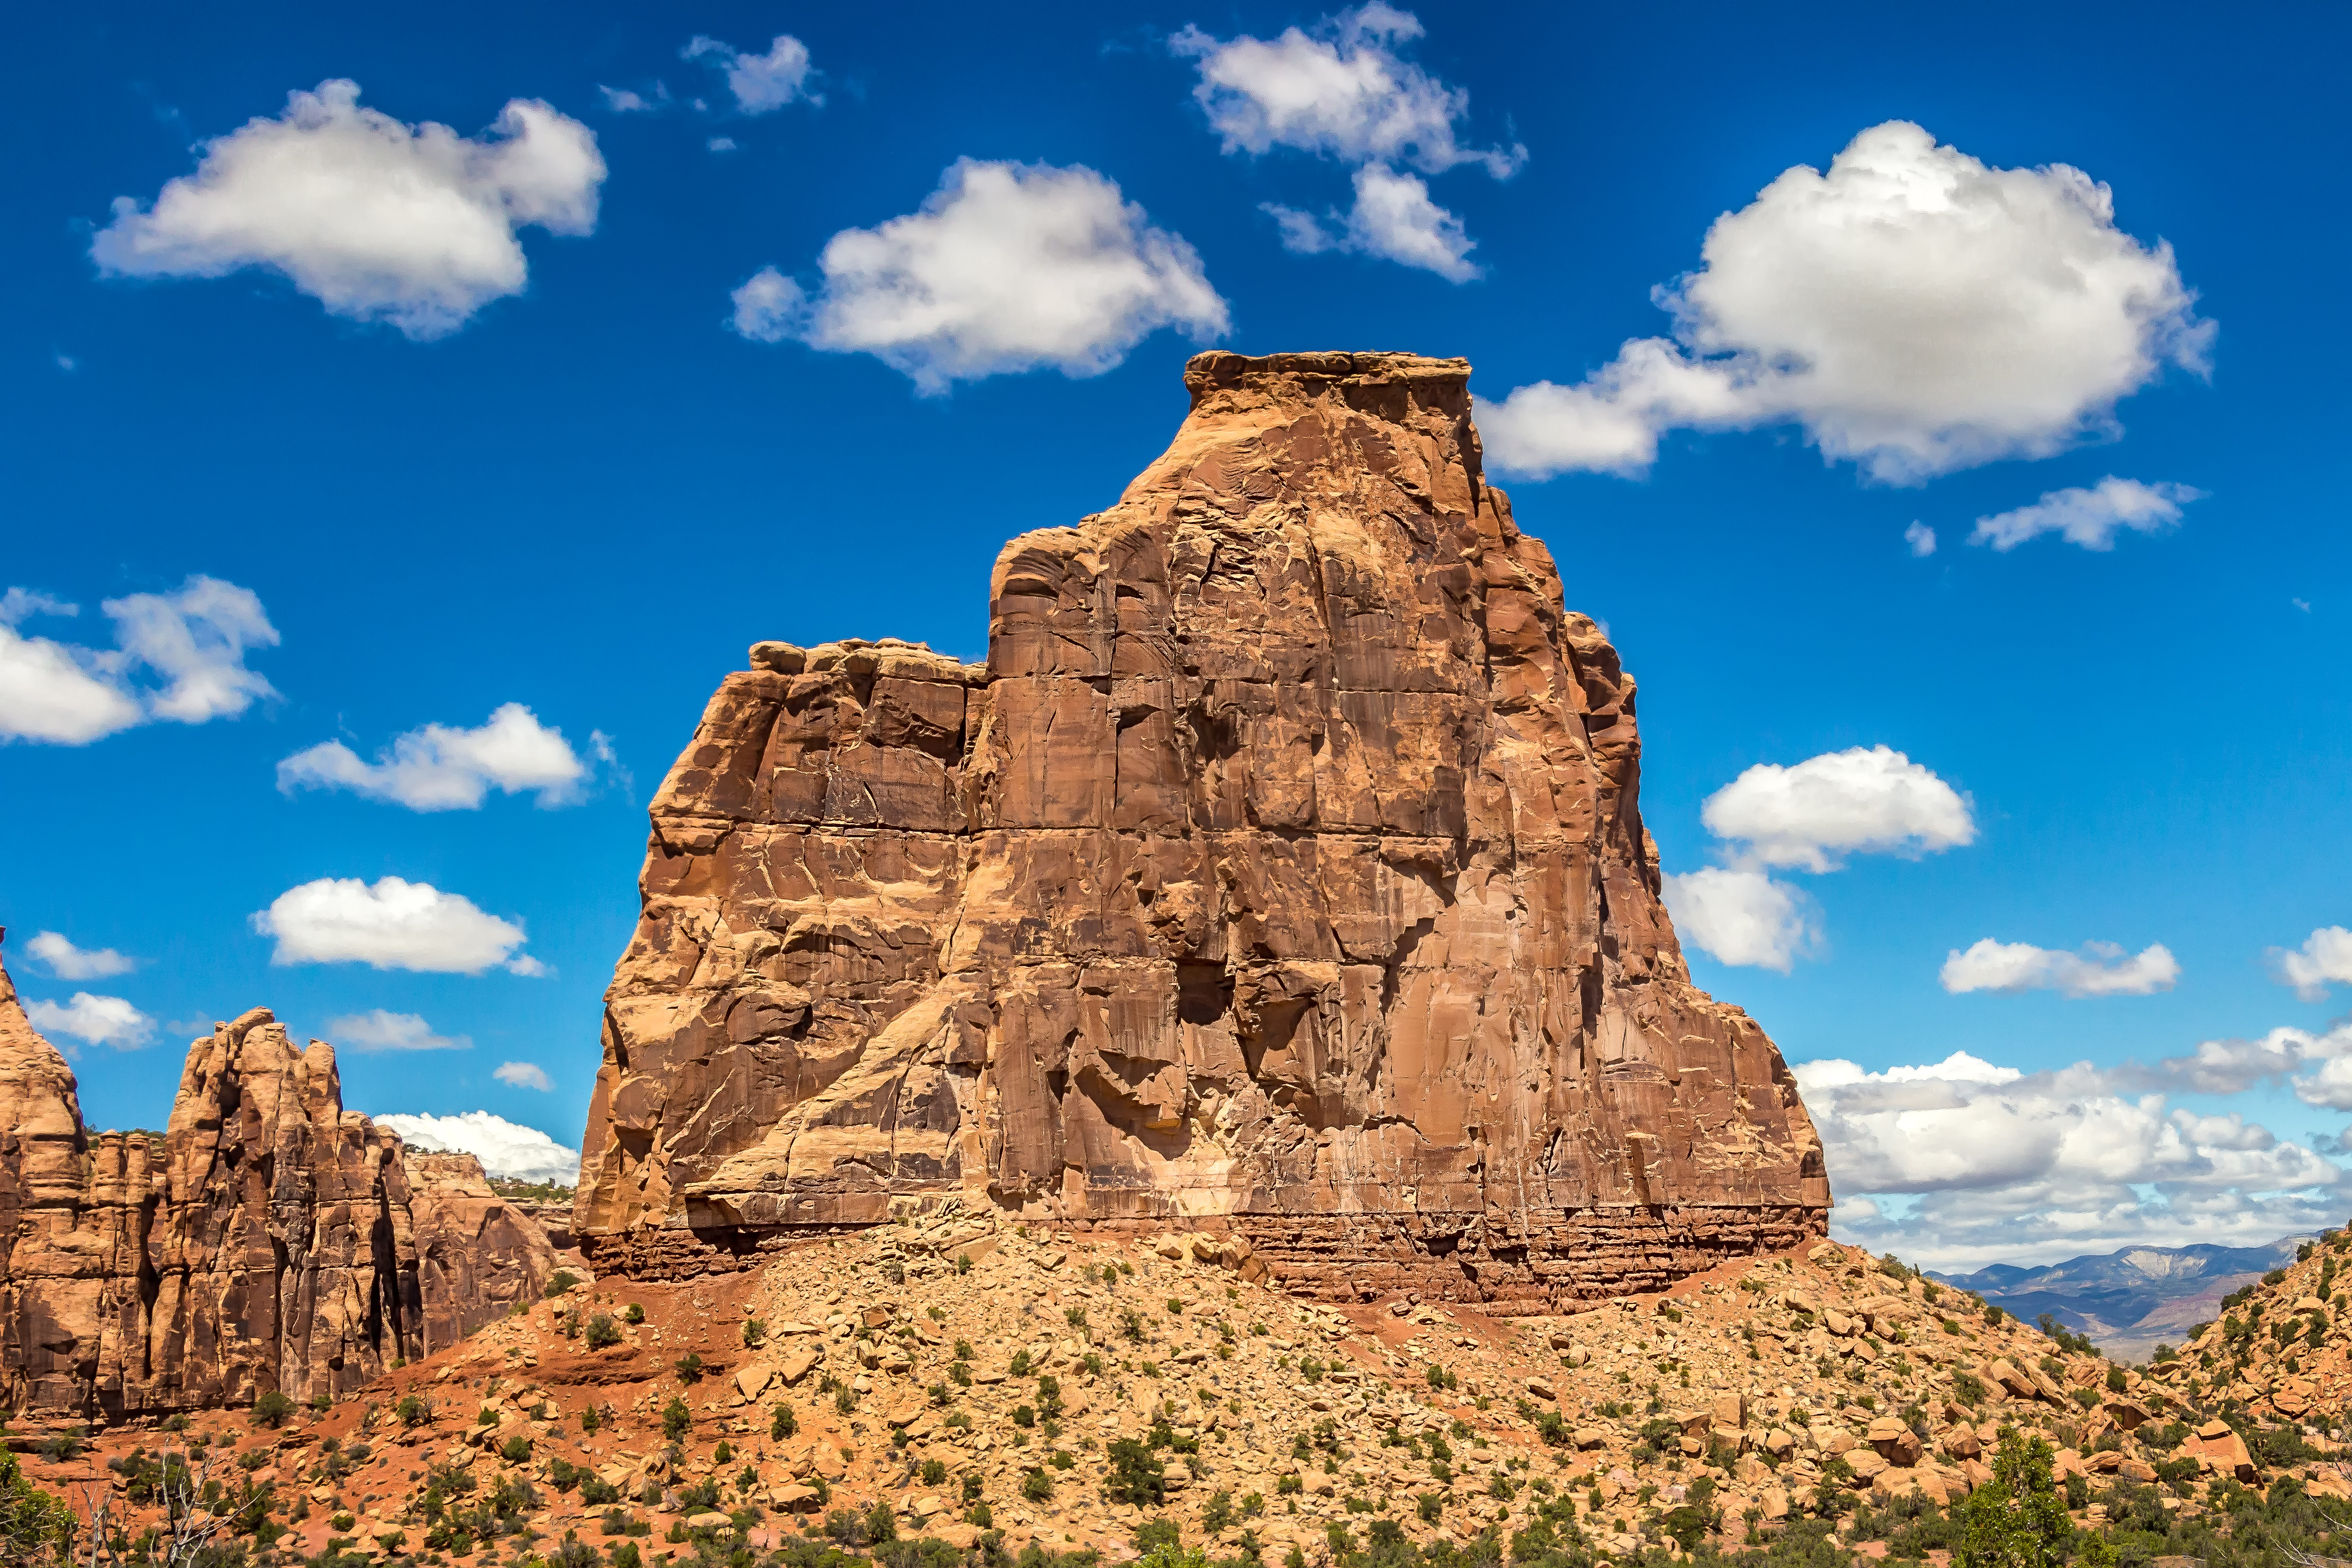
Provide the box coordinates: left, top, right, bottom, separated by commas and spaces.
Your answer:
0, 936, 560, 1418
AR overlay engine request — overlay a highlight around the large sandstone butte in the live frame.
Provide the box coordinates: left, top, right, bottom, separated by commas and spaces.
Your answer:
0, 939, 559, 1418
575, 350, 1829, 1305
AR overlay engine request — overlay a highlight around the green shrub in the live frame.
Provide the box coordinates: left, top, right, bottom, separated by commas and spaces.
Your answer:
673, 1352, 704, 1383
543, 1270, 580, 1297
251, 1389, 296, 1428
1106, 1438, 1166, 1505
624, 1303, 645, 1324
772, 1405, 798, 1440
395, 1394, 431, 1428
661, 1397, 691, 1443
1022, 1468, 1054, 1502
586, 1314, 622, 1350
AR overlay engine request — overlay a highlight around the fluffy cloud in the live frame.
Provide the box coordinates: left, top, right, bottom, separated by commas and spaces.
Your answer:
731, 159, 1229, 392
683, 34, 821, 113
2153, 1021, 2352, 1100
1700, 745, 1973, 872
25, 931, 136, 980
1174, 5, 1519, 284
1941, 938, 2180, 998
1667, 745, 1970, 969
1802, 1045, 2348, 1270
493, 1061, 554, 1091
1971, 477, 2204, 552
1173, 5, 1520, 177
0, 577, 277, 746
252, 876, 541, 975
104, 577, 280, 723
278, 703, 600, 811
1904, 521, 1936, 558
1481, 121, 2210, 482
2276, 927, 2352, 1002
25, 993, 155, 1051
327, 1009, 470, 1052
1659, 868, 1813, 973
1264, 164, 1479, 281
93, 80, 604, 339
374, 1110, 579, 1185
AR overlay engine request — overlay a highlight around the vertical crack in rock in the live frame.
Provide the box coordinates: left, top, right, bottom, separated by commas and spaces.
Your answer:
575, 351, 1832, 1305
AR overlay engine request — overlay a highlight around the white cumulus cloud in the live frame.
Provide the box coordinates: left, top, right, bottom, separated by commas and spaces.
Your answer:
0, 576, 277, 746
1174, 5, 1518, 284
278, 703, 597, 811
1970, 477, 2204, 552
1660, 867, 1813, 973
1667, 745, 1971, 970
1480, 121, 2210, 483
93, 79, 604, 339
1264, 164, 1479, 281
1940, 938, 2180, 998
1904, 521, 1936, 558
731, 159, 1229, 392
2275, 926, 2352, 1002
1800, 1044, 2347, 1271
683, 34, 821, 114
375, 1109, 579, 1185
1172, 4, 1520, 177
252, 876, 541, 975
25, 931, 137, 980
1700, 745, 1973, 873
25, 993, 156, 1051
493, 1061, 554, 1092
328, 1008, 470, 1052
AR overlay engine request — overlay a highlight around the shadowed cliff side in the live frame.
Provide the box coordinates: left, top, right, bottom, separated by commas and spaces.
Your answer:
574, 350, 1830, 1306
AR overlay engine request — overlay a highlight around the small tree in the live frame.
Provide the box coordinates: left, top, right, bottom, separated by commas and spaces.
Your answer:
585, 1314, 622, 1350
250, 1389, 295, 1428
1957, 1433, 2071, 1568
662, 1397, 692, 1444
3, 1449, 76, 1563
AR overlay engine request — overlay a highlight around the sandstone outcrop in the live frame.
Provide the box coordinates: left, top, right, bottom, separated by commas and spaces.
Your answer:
0, 940, 559, 1417
575, 350, 1829, 1303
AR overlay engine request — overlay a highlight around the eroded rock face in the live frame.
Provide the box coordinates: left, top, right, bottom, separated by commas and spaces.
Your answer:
575, 350, 1829, 1304
0, 945, 558, 1417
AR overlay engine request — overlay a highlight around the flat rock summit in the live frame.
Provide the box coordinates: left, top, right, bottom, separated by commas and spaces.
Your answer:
576, 350, 1829, 1303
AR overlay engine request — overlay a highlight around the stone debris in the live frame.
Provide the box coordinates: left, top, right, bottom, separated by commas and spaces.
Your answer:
31, 1216, 2329, 1563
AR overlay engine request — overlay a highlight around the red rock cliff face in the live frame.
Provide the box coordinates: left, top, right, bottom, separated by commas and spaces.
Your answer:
575, 351, 1829, 1305
0, 949, 558, 1417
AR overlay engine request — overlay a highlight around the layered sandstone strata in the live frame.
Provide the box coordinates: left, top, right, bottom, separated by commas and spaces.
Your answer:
575, 350, 1829, 1304
0, 944, 559, 1418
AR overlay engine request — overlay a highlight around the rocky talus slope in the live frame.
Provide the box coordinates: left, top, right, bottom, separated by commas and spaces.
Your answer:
575, 350, 1828, 1303
0, 942, 560, 1418
39, 1217, 2352, 1566
2143, 1228, 2352, 1426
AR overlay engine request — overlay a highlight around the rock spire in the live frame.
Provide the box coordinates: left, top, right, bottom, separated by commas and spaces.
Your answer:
0, 937, 558, 1417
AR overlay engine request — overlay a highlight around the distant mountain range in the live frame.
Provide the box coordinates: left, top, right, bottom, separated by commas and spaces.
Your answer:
1931, 1237, 2311, 1362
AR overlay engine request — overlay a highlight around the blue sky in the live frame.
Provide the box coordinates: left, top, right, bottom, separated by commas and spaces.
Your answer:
2, 0, 2346, 1266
